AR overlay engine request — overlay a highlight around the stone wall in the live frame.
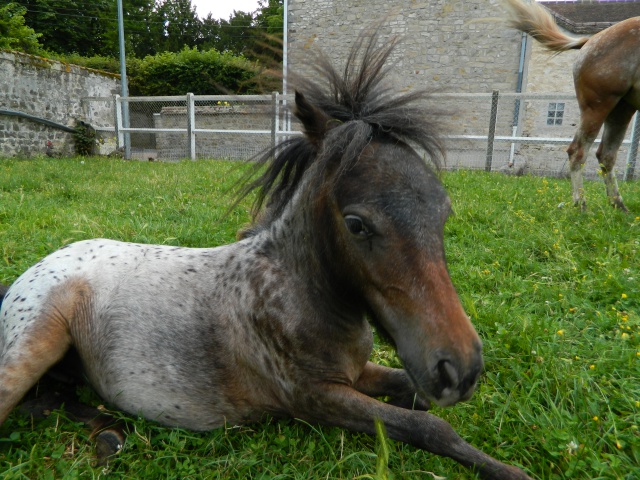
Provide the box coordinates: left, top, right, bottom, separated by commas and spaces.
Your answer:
0, 50, 120, 158
288, 0, 522, 94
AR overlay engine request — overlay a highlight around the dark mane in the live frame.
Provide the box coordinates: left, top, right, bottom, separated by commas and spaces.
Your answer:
237, 29, 445, 233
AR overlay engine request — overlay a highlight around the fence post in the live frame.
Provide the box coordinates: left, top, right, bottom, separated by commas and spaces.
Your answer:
485, 90, 499, 172
187, 93, 196, 161
272, 92, 279, 152
114, 94, 124, 150
624, 112, 639, 181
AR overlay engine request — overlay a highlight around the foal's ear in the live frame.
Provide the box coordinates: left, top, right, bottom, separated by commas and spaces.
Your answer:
294, 90, 334, 146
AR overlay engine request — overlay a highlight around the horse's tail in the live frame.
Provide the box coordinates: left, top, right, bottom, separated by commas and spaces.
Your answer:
504, 0, 589, 52
0, 284, 10, 311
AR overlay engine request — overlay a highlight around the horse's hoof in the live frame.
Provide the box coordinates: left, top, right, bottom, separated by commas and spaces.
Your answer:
612, 200, 629, 213
573, 200, 587, 212
94, 429, 125, 466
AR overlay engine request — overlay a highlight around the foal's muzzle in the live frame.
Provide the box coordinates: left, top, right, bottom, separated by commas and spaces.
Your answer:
402, 338, 483, 408
430, 342, 483, 406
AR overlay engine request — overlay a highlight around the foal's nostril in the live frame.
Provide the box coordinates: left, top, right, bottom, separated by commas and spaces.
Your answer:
437, 359, 459, 390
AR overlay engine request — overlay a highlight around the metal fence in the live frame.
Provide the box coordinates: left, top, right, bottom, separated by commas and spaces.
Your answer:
87, 92, 639, 180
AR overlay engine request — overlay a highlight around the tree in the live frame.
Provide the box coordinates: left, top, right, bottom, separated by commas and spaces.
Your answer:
254, 0, 283, 37
155, 0, 200, 53
101, 0, 165, 58
0, 2, 42, 54
198, 2, 283, 63
14, 0, 111, 56
251, 0, 283, 64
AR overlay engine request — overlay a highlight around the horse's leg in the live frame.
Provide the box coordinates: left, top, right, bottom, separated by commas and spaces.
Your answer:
0, 322, 72, 425
567, 114, 605, 210
353, 361, 430, 410
62, 399, 128, 465
595, 101, 636, 212
299, 384, 531, 480
17, 352, 127, 465
0, 278, 90, 424
19, 385, 126, 465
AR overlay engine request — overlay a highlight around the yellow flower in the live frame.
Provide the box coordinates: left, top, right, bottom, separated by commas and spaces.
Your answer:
557, 330, 565, 336
621, 333, 630, 340
590, 364, 596, 370
616, 441, 622, 449
621, 293, 628, 299
593, 416, 599, 421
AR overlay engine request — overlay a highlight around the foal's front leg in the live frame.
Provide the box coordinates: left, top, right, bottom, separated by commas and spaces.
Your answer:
299, 384, 531, 480
353, 361, 430, 410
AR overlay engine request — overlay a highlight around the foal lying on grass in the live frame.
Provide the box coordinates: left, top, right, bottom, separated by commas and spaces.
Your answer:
0, 32, 531, 480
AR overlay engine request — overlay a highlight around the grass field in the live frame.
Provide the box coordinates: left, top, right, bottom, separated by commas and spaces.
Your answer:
0, 157, 638, 479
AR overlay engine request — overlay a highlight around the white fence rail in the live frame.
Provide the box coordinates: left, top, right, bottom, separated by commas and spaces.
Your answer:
89, 92, 639, 180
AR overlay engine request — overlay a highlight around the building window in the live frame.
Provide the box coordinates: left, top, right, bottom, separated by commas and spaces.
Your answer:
547, 102, 564, 125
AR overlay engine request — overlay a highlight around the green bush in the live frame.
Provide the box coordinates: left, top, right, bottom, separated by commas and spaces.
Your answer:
47, 48, 273, 96
128, 47, 265, 96
51, 53, 122, 74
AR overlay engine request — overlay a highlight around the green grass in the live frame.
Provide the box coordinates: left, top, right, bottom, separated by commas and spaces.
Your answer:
0, 157, 639, 479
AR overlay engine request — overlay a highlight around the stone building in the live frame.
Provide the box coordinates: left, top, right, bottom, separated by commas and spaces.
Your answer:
287, 0, 522, 94
286, 0, 640, 174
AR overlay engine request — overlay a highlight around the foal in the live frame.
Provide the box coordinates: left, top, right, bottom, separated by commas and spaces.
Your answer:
0, 33, 531, 480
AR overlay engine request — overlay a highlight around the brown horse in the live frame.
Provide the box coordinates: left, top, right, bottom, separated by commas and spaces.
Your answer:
0, 32, 531, 479
505, 0, 640, 211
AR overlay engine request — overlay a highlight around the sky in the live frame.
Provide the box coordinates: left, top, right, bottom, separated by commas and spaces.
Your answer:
191, 0, 262, 20
192, 0, 579, 21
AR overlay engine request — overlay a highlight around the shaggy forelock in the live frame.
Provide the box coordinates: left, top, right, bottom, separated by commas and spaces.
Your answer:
236, 28, 445, 228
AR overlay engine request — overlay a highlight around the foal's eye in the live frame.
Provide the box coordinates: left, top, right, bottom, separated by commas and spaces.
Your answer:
344, 215, 369, 236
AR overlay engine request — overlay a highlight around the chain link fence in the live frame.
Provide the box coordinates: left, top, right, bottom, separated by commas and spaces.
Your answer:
83, 92, 638, 180
107, 95, 278, 162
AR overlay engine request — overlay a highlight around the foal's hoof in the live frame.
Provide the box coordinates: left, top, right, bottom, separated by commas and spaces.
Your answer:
94, 429, 125, 466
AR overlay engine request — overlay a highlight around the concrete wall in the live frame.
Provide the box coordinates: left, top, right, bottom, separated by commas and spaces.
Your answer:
0, 50, 119, 157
